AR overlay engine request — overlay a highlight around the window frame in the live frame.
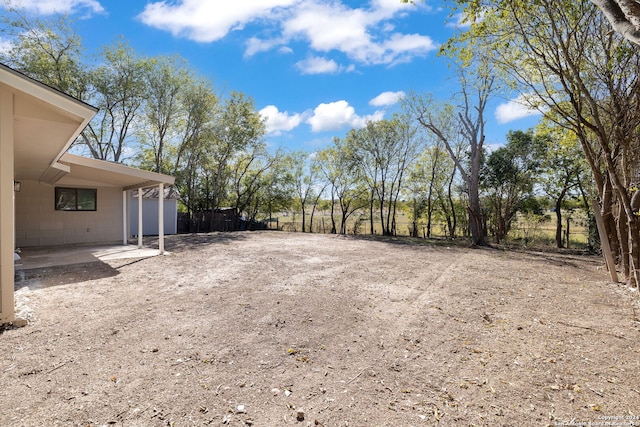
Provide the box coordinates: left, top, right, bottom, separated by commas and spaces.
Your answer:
55, 187, 97, 211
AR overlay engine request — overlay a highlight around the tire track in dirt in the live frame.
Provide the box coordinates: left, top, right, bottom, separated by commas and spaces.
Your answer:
391, 249, 468, 336
4, 233, 638, 426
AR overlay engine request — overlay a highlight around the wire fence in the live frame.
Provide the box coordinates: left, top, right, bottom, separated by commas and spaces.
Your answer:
268, 216, 590, 248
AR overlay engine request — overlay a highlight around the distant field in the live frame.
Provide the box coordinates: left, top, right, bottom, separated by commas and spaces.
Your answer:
269, 209, 590, 248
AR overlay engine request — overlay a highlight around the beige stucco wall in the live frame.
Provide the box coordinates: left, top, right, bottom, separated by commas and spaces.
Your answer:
0, 83, 15, 322
15, 181, 124, 247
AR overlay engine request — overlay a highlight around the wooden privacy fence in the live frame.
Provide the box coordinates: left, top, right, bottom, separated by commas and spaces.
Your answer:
177, 209, 269, 233
177, 209, 238, 233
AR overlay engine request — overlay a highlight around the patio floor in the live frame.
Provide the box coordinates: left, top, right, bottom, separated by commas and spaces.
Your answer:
15, 244, 163, 270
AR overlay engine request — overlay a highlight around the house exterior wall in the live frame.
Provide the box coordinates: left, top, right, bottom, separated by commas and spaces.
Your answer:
15, 180, 123, 247
130, 197, 177, 235
0, 83, 15, 322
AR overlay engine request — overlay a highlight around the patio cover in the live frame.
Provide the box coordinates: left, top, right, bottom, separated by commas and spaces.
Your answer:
57, 153, 174, 190
0, 62, 173, 324
56, 153, 176, 255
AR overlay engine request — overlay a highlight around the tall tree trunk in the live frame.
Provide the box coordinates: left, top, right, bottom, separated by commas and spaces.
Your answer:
330, 190, 337, 234
301, 202, 307, 233
369, 189, 375, 235
555, 191, 566, 248
309, 203, 316, 234
468, 178, 486, 246
447, 166, 457, 239
426, 192, 433, 239
617, 207, 630, 279
628, 220, 640, 287
411, 197, 419, 238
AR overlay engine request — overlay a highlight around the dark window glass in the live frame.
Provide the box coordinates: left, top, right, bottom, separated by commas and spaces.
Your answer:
77, 189, 97, 210
55, 188, 97, 211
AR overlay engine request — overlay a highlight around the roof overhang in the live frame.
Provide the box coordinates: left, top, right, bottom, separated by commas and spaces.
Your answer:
1, 63, 175, 190
0, 63, 97, 183
57, 153, 175, 190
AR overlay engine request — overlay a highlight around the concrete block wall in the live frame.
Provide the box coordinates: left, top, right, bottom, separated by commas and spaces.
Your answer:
15, 180, 123, 247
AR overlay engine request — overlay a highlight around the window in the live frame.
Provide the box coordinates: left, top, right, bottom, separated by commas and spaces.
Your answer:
55, 187, 97, 211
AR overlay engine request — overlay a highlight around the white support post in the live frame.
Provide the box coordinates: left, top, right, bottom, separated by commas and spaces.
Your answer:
122, 190, 127, 245
158, 183, 165, 255
0, 85, 15, 323
138, 188, 143, 249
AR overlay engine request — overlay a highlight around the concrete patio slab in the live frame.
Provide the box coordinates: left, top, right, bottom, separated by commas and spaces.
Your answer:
16, 245, 165, 270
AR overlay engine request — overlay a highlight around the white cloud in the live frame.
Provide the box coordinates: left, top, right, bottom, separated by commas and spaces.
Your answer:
306, 100, 384, 132
483, 142, 503, 155
138, 0, 299, 43
137, 0, 437, 66
0, 38, 14, 55
295, 56, 353, 75
284, 3, 376, 57
384, 33, 436, 54
246, 37, 296, 58
369, 91, 405, 107
259, 105, 303, 135
262, 99, 390, 135
245, 37, 283, 57
4, 0, 104, 15
370, 0, 415, 14
282, 1, 437, 65
495, 95, 542, 124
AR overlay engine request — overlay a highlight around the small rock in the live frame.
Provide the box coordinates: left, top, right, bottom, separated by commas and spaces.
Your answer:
284, 389, 292, 397
11, 318, 28, 328
236, 404, 246, 414
296, 409, 305, 421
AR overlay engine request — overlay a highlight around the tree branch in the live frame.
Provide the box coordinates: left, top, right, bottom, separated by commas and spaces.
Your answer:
592, 0, 640, 45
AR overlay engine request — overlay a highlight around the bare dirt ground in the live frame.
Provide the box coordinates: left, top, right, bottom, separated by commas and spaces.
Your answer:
2, 231, 640, 427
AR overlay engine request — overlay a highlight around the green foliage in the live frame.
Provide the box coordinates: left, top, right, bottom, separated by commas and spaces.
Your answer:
519, 197, 545, 216
81, 39, 150, 161
482, 130, 544, 243
316, 138, 370, 234
534, 118, 590, 247
344, 115, 421, 236
0, 11, 87, 98
444, 0, 640, 280
405, 142, 459, 238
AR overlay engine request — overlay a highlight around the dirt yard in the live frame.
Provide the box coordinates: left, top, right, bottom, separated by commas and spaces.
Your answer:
2, 231, 639, 427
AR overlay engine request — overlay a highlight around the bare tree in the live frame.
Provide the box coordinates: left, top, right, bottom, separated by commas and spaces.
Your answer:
406, 68, 495, 246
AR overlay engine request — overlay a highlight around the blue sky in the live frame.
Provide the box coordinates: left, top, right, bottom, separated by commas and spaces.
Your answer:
2, 0, 542, 152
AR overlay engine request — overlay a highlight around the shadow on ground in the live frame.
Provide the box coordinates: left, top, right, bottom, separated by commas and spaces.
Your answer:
14, 261, 119, 291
